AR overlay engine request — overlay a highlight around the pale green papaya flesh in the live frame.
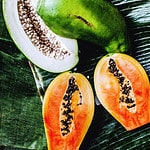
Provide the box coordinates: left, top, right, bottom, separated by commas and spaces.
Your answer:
3, 0, 79, 73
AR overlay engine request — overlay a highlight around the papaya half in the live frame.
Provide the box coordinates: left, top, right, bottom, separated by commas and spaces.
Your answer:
3, 0, 79, 73
43, 72, 94, 150
94, 53, 150, 131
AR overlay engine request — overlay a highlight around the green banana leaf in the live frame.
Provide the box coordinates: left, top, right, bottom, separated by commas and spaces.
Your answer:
1, 0, 150, 150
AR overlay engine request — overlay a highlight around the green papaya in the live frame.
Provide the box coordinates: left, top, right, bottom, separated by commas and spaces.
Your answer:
3, 0, 79, 73
37, 0, 130, 53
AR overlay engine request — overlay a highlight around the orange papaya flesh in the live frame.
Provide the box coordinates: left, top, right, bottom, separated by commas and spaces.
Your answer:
94, 53, 150, 131
43, 72, 94, 150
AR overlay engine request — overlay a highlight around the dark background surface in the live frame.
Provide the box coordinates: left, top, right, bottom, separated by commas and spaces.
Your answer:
1, 0, 150, 149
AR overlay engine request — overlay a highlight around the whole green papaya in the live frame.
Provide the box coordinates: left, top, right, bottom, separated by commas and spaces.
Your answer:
37, 0, 130, 53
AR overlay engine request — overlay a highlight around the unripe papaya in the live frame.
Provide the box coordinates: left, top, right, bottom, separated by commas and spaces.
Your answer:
3, 0, 79, 73
37, 0, 130, 53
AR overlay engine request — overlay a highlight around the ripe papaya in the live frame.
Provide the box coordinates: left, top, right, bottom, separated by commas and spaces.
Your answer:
94, 53, 150, 131
43, 72, 94, 150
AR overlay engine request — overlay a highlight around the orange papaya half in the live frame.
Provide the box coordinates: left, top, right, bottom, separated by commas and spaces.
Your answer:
43, 72, 94, 150
94, 53, 150, 131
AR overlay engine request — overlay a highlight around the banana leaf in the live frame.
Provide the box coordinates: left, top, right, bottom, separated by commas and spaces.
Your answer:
0, 0, 150, 150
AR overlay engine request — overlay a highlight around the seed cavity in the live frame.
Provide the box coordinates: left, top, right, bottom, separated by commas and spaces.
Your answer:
108, 58, 136, 113
60, 76, 83, 136
17, 0, 70, 60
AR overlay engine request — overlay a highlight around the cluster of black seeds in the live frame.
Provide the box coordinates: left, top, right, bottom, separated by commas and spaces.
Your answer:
108, 58, 136, 112
17, 0, 70, 60
60, 77, 82, 136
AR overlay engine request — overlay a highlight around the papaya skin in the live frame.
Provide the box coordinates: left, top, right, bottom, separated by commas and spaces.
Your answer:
94, 53, 150, 131
43, 72, 94, 150
37, 0, 130, 53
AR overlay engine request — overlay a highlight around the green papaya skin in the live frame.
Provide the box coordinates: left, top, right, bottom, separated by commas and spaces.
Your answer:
37, 0, 130, 53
